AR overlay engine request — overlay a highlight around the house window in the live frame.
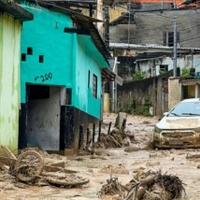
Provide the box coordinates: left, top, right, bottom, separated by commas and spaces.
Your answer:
160, 65, 168, 74
27, 47, 33, 55
88, 70, 90, 88
92, 74, 97, 98
21, 53, 26, 61
39, 55, 44, 63
163, 32, 180, 47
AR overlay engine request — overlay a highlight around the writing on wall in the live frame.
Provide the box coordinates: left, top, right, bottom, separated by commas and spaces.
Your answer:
34, 72, 53, 82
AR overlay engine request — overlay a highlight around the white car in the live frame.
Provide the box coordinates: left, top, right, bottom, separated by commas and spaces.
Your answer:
153, 98, 200, 148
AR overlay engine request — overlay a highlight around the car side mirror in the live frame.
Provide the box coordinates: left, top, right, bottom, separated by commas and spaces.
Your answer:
163, 112, 169, 116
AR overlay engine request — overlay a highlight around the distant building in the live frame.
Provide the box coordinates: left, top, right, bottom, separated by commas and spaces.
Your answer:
0, 0, 32, 153
19, 2, 114, 153
109, 8, 200, 115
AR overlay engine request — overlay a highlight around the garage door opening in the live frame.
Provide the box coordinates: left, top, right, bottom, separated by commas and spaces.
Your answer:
26, 85, 61, 151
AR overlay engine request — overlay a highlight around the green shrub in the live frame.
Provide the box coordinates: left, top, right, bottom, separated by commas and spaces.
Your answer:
181, 67, 190, 78
132, 71, 145, 80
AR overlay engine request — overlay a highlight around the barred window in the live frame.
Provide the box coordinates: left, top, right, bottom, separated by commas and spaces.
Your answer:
92, 74, 97, 98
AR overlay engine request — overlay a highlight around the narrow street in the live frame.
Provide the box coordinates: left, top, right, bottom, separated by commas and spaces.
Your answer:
1, 114, 200, 200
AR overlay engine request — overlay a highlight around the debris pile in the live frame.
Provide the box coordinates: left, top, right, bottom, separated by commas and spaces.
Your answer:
43, 173, 89, 188
99, 171, 185, 200
96, 129, 125, 148
0, 146, 89, 189
98, 177, 128, 199
95, 112, 130, 149
186, 153, 200, 161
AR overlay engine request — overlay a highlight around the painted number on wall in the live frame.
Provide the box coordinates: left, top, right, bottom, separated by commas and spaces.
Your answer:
34, 72, 53, 82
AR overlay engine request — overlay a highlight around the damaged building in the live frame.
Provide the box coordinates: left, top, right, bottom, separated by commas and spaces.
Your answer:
18, 2, 114, 153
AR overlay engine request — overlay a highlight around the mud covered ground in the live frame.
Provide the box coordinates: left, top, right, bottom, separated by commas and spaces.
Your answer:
1, 114, 200, 200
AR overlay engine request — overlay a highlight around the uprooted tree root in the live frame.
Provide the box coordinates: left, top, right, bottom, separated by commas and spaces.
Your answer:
98, 177, 128, 198
99, 171, 185, 200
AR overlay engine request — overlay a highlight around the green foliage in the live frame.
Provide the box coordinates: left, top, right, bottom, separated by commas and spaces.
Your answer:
120, 97, 152, 116
181, 67, 190, 78
132, 71, 145, 80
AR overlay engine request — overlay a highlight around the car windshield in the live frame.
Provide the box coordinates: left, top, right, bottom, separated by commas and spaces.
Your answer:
169, 101, 200, 117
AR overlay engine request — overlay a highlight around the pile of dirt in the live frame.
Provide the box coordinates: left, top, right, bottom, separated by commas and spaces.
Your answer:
99, 171, 185, 200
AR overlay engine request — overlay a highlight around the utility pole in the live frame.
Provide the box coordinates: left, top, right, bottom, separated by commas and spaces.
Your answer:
96, 0, 103, 35
173, 16, 177, 77
112, 57, 118, 112
103, 5, 110, 47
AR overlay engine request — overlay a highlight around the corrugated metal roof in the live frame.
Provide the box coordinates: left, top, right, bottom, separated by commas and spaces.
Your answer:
0, 0, 33, 21
110, 42, 200, 51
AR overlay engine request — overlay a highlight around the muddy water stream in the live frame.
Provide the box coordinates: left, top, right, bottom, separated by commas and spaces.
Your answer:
1, 114, 200, 199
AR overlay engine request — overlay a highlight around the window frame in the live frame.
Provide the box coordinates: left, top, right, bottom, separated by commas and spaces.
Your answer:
92, 74, 98, 98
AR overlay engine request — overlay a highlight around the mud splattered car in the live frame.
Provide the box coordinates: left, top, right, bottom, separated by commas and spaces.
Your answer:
153, 98, 200, 148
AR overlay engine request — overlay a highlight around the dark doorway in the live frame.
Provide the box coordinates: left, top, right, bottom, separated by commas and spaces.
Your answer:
26, 85, 61, 151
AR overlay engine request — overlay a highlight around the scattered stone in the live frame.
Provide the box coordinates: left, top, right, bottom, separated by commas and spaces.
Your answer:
186, 153, 200, 161
124, 146, 140, 152
90, 155, 107, 160
100, 164, 129, 175
146, 161, 160, 167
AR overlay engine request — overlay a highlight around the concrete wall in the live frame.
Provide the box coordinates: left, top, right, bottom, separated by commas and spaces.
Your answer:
168, 77, 182, 110
118, 76, 168, 116
0, 13, 21, 153
110, 9, 200, 48
27, 87, 61, 151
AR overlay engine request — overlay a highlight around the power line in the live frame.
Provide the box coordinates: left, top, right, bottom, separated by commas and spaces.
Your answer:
181, 35, 200, 43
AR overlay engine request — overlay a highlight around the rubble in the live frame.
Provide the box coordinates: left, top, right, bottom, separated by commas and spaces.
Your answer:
98, 177, 128, 199
99, 170, 185, 200
94, 112, 130, 149
100, 164, 129, 175
43, 173, 89, 188
0, 147, 89, 189
186, 153, 200, 161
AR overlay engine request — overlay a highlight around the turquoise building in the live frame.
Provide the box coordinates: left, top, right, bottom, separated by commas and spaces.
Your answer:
19, 2, 113, 152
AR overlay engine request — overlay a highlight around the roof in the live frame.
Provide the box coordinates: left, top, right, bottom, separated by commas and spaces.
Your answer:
0, 0, 33, 21
110, 12, 135, 26
126, 0, 183, 4
102, 68, 116, 81
118, 70, 172, 89
39, 2, 111, 62
38, 0, 115, 6
110, 43, 200, 55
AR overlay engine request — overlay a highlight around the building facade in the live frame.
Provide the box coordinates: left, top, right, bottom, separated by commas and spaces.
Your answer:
19, 3, 112, 153
0, 0, 32, 153
109, 8, 200, 114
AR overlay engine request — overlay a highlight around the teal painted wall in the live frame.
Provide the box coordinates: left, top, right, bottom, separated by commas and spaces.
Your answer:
20, 4, 73, 103
73, 34, 103, 118
20, 4, 109, 119
0, 13, 21, 153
